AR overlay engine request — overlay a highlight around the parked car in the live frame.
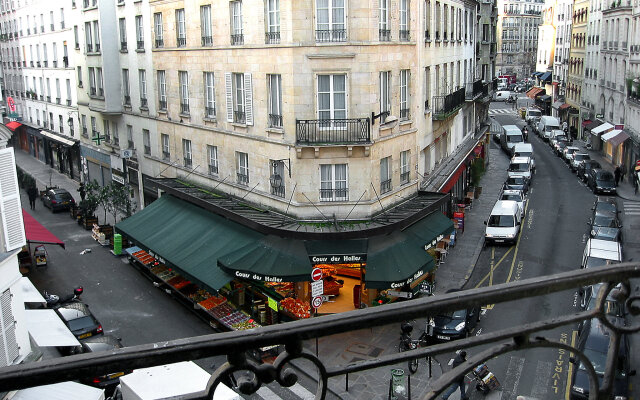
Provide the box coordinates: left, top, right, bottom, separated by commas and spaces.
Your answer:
568, 319, 635, 400
579, 282, 625, 318
525, 107, 542, 127
581, 238, 622, 269
577, 160, 601, 182
592, 196, 618, 214
589, 209, 622, 242
562, 146, 580, 164
494, 90, 510, 101
499, 189, 525, 219
42, 188, 76, 212
500, 125, 524, 156
554, 141, 568, 157
549, 130, 568, 149
55, 302, 103, 341
484, 200, 522, 245
424, 290, 481, 343
587, 168, 617, 195
570, 153, 591, 172
503, 176, 530, 194
512, 143, 536, 171
537, 116, 561, 141
78, 335, 131, 391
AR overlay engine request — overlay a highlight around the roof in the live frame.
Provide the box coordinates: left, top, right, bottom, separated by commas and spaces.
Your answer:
601, 129, 630, 147
6, 121, 22, 131
22, 209, 65, 248
538, 94, 552, 101
591, 122, 614, 135
491, 200, 519, 213
540, 72, 552, 82
526, 87, 545, 99
559, 103, 572, 110
584, 120, 603, 131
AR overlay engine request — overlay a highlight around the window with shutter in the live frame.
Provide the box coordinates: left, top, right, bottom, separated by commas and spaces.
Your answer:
243, 73, 253, 126
225, 72, 233, 122
0, 148, 26, 252
0, 289, 19, 367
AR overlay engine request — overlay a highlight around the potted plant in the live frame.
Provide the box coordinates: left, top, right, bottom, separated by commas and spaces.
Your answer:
471, 158, 485, 198
79, 180, 100, 229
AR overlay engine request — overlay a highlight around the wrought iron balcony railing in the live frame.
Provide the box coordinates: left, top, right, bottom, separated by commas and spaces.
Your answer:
296, 118, 370, 145
320, 187, 348, 201
230, 34, 244, 45
268, 113, 282, 128
205, 107, 216, 119
270, 185, 285, 198
379, 29, 391, 41
315, 29, 347, 42
380, 179, 392, 193
432, 87, 466, 120
208, 164, 218, 175
237, 172, 249, 185
158, 100, 167, 111
234, 111, 246, 124
202, 36, 213, 46
399, 30, 410, 41
465, 79, 484, 100
180, 103, 190, 114
1, 263, 635, 399
265, 31, 280, 44
400, 170, 410, 183
155, 38, 164, 48
177, 37, 186, 47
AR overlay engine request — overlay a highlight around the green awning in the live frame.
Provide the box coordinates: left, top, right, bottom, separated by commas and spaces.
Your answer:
218, 235, 312, 282
115, 195, 262, 290
305, 239, 368, 264
365, 231, 436, 289
404, 211, 454, 249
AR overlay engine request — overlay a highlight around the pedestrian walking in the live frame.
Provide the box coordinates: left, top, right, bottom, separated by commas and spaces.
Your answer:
27, 185, 38, 210
441, 351, 469, 400
78, 182, 86, 202
633, 172, 638, 194
614, 166, 622, 186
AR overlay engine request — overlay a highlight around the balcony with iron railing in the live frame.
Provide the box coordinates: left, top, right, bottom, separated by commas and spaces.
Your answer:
180, 103, 190, 115
208, 164, 218, 175
144, 145, 151, 155
380, 179, 392, 194
230, 34, 244, 45
177, 37, 186, 47
158, 100, 167, 111
399, 30, 410, 41
270, 184, 285, 198
234, 111, 246, 124
424, 29, 431, 42
265, 31, 280, 44
379, 29, 391, 41
268, 114, 282, 128
465, 79, 484, 100
296, 118, 370, 145
202, 36, 213, 46
320, 187, 348, 201
205, 107, 216, 119
315, 29, 347, 42
184, 157, 192, 168
237, 172, 249, 185
155, 38, 164, 48
400, 170, 410, 183
432, 87, 466, 120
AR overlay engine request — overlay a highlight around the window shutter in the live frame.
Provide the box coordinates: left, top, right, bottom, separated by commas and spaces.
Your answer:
0, 148, 26, 252
225, 72, 233, 122
0, 289, 19, 367
244, 73, 253, 126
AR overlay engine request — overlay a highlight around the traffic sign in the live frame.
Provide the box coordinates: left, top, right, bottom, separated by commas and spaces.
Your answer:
311, 280, 324, 297
311, 267, 323, 281
312, 296, 323, 308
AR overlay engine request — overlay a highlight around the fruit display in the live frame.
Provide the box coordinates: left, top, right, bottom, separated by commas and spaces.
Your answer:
156, 269, 177, 281
232, 319, 261, 330
280, 297, 310, 319
220, 311, 249, 327
150, 265, 168, 275
189, 289, 212, 303
209, 302, 235, 319
264, 282, 294, 297
167, 275, 187, 288
132, 250, 155, 265
198, 295, 227, 311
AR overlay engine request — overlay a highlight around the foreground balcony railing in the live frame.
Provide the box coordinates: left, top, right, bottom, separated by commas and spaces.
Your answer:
1, 263, 639, 399
432, 87, 466, 119
465, 79, 484, 100
296, 118, 370, 145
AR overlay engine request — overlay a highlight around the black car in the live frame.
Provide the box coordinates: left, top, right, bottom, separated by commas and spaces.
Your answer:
578, 283, 625, 318
569, 319, 635, 400
587, 169, 616, 195
503, 176, 530, 194
577, 160, 601, 182
42, 188, 76, 212
55, 302, 103, 341
589, 210, 622, 242
424, 306, 481, 343
78, 335, 130, 391
592, 196, 618, 214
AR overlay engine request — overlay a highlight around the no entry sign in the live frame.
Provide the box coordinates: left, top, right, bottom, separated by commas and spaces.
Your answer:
311, 267, 323, 281
312, 296, 323, 308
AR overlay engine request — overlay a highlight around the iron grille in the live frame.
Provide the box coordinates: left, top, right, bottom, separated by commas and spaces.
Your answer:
380, 179, 392, 193
234, 111, 246, 124
315, 29, 347, 42
270, 185, 285, 197
230, 34, 244, 45
379, 29, 391, 41
320, 188, 348, 201
159, 100, 167, 111
399, 30, 410, 41
205, 107, 216, 119
296, 118, 370, 145
268, 114, 282, 128
202, 36, 213, 46
265, 31, 280, 44
237, 173, 249, 185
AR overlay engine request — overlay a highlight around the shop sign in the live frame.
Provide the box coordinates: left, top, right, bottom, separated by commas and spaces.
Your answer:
112, 169, 125, 185
234, 270, 284, 283
390, 269, 424, 289
388, 290, 413, 299
311, 280, 324, 297
146, 250, 165, 264
268, 297, 278, 311
309, 254, 366, 264
595, 114, 604, 119
312, 296, 323, 309
423, 234, 444, 251
126, 159, 139, 170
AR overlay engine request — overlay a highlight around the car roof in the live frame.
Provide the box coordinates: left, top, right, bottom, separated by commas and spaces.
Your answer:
502, 189, 523, 196
56, 303, 92, 321
512, 143, 532, 151
511, 156, 531, 163
574, 153, 589, 157
586, 239, 622, 261
566, 146, 580, 151
492, 200, 519, 213
51, 188, 70, 194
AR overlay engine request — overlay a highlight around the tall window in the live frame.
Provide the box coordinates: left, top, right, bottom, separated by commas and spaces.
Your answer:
316, 0, 346, 42
93, 20, 101, 51
153, 12, 163, 47
317, 74, 346, 121
135, 15, 144, 50
43, 44, 48, 66
175, 9, 186, 47
400, 150, 410, 183
97, 67, 103, 96
139, 69, 147, 107
182, 139, 192, 168
236, 151, 249, 185
320, 164, 348, 201
230, 1, 243, 45
267, 74, 282, 128
379, 0, 390, 41
179, 71, 189, 114
380, 156, 391, 193
60, 8, 65, 29
204, 72, 215, 118
270, 160, 285, 197
266, 0, 280, 43
200, 5, 212, 46
55, 78, 61, 103
379, 71, 390, 123
157, 70, 166, 110
399, 0, 409, 40
127, 125, 134, 148
89, 67, 96, 95
122, 69, 130, 105
207, 145, 218, 174
225, 72, 253, 125
161, 133, 170, 160
119, 18, 127, 51
400, 69, 410, 120
66, 79, 72, 105
52, 43, 58, 67
143, 129, 150, 155
74, 25, 79, 48
85, 21, 93, 52
113, 124, 119, 145
104, 120, 110, 143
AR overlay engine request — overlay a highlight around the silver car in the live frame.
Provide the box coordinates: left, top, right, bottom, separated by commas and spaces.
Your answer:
500, 189, 525, 219
563, 146, 580, 164
570, 153, 591, 172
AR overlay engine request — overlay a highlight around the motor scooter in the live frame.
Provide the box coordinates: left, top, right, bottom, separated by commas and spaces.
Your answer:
43, 286, 83, 308
471, 363, 500, 394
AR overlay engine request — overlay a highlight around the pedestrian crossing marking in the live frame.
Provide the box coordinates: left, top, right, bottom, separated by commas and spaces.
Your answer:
488, 109, 517, 115
623, 202, 640, 215
257, 386, 282, 400
289, 383, 315, 400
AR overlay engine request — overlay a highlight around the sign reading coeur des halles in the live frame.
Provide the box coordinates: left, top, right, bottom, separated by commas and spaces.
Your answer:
308, 254, 367, 264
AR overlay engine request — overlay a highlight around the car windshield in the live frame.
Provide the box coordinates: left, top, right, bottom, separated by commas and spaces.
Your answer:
585, 257, 619, 269
514, 151, 532, 158
66, 315, 96, 332
436, 309, 467, 321
574, 154, 590, 161
557, 142, 567, 150
529, 110, 541, 117
488, 214, 515, 227
501, 194, 522, 202
566, 148, 577, 155
595, 201, 616, 213
55, 193, 73, 201
507, 134, 523, 143
596, 171, 614, 180
509, 163, 529, 172
579, 348, 607, 375
593, 215, 617, 227
507, 177, 525, 185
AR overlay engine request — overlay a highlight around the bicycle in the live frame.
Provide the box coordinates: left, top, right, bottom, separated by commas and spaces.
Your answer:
398, 321, 431, 374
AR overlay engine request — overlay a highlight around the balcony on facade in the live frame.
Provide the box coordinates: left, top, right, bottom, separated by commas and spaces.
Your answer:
265, 31, 280, 44
230, 34, 244, 45
465, 79, 484, 100
315, 29, 347, 42
268, 114, 282, 128
296, 118, 370, 146
433, 88, 466, 120
202, 36, 213, 46
379, 29, 391, 41
399, 30, 410, 41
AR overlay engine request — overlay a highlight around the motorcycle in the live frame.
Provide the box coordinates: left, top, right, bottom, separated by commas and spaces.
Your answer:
471, 363, 500, 394
43, 286, 83, 308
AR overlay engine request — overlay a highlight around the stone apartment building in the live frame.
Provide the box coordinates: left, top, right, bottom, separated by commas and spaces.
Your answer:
497, 0, 544, 77
565, 0, 588, 134
553, 0, 573, 99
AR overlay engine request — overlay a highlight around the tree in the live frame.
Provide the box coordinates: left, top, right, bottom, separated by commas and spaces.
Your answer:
79, 180, 100, 220
106, 183, 136, 223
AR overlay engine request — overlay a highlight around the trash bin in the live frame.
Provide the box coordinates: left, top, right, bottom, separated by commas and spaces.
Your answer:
113, 234, 122, 255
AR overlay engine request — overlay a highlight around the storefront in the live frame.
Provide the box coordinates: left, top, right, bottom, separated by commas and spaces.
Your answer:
115, 187, 453, 331
80, 144, 112, 185
601, 129, 629, 165
39, 130, 80, 180
23, 124, 46, 162
589, 122, 614, 152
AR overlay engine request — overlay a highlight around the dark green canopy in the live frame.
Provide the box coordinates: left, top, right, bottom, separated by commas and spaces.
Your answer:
404, 211, 454, 248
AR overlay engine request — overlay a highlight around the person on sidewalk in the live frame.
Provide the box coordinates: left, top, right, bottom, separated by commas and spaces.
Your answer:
614, 166, 622, 186
27, 185, 38, 210
441, 351, 469, 400
78, 182, 86, 202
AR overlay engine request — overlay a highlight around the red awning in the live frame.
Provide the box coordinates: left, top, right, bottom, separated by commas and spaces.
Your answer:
582, 120, 592, 127
22, 209, 65, 248
6, 121, 22, 131
559, 103, 571, 110
526, 87, 544, 99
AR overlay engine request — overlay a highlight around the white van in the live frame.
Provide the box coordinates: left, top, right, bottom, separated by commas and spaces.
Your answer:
581, 238, 622, 269
484, 200, 522, 245
525, 108, 542, 126
537, 116, 561, 141
500, 125, 524, 155
508, 156, 533, 181
512, 143, 536, 170
494, 91, 510, 101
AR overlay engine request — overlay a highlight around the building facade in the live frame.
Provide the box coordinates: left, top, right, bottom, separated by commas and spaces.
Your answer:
566, 0, 588, 137
497, 0, 544, 78
553, 0, 573, 101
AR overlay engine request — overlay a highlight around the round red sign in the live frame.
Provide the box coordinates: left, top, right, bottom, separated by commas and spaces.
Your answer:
312, 296, 323, 308
311, 267, 323, 281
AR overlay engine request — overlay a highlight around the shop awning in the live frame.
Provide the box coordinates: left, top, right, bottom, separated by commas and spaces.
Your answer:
526, 87, 544, 99
552, 101, 564, 110
10, 381, 105, 400
39, 130, 77, 147
532, 72, 543, 77
218, 235, 312, 282
24, 310, 80, 347
585, 120, 602, 130
538, 94, 552, 102
305, 239, 368, 264
404, 211, 455, 246
15, 277, 46, 304
23, 209, 65, 248
365, 231, 436, 289
540, 72, 552, 82
582, 119, 593, 127
591, 122, 614, 135
602, 130, 630, 147
559, 103, 572, 110
115, 194, 261, 291
6, 121, 22, 131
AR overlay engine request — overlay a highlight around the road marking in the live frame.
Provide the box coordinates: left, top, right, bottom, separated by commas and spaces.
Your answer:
475, 246, 515, 288
257, 386, 282, 400
489, 247, 496, 286
565, 331, 578, 400
531, 360, 552, 399
506, 200, 530, 283
501, 356, 525, 399
289, 383, 315, 400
